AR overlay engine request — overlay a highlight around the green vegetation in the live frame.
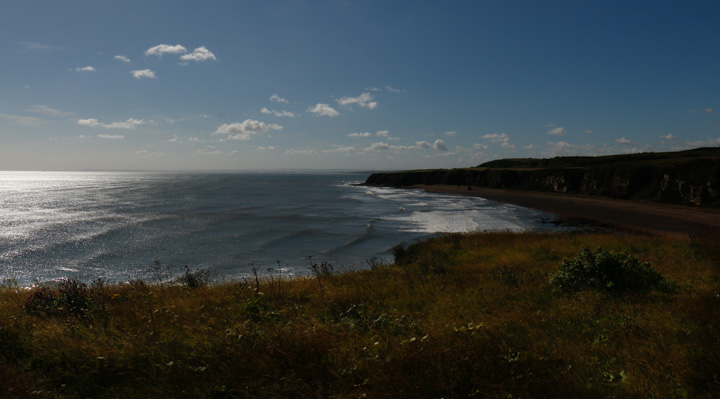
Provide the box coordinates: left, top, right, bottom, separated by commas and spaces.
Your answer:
1, 232, 719, 398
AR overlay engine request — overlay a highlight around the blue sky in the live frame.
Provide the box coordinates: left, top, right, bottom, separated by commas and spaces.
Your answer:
1, 0, 719, 171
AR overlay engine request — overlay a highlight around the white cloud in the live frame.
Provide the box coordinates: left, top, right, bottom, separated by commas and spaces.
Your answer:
323, 145, 356, 153
308, 103, 339, 117
376, 130, 389, 137
114, 55, 130, 63
545, 123, 557, 128
433, 139, 448, 151
78, 118, 146, 129
348, 132, 371, 138
336, 92, 377, 109
386, 85, 403, 93
444, 131, 456, 137
196, 147, 222, 156
145, 44, 187, 57
660, 134, 678, 140
26, 105, 73, 117
213, 119, 283, 140
135, 150, 165, 157
548, 141, 574, 149
98, 134, 124, 139
366, 142, 390, 151
615, 137, 635, 145
270, 94, 288, 104
0, 113, 47, 127
547, 127, 567, 136
482, 132, 514, 147
180, 46, 216, 62
131, 69, 156, 79
261, 107, 294, 117
254, 146, 277, 152
284, 149, 316, 155
474, 143, 488, 150
524, 144, 535, 149
75, 66, 96, 72
685, 137, 720, 147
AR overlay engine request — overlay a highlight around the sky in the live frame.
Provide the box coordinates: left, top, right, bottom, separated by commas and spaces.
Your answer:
1, 0, 719, 171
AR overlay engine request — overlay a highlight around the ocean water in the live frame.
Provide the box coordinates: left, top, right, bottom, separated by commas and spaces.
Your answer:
0, 171, 564, 285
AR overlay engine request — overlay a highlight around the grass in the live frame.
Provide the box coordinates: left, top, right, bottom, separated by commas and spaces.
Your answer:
1, 231, 719, 398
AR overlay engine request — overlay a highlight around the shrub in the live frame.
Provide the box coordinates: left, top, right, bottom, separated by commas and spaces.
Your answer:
549, 246, 675, 293
57, 278, 91, 315
179, 266, 211, 288
24, 287, 57, 314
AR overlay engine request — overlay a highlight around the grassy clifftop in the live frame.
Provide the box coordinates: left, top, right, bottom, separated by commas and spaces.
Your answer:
1, 232, 718, 397
365, 147, 720, 206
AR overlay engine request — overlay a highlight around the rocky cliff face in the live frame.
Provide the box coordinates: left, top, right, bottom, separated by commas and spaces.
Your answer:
365, 159, 720, 207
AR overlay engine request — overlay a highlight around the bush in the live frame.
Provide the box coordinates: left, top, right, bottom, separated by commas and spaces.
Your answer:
549, 247, 675, 293
57, 278, 91, 315
179, 266, 211, 288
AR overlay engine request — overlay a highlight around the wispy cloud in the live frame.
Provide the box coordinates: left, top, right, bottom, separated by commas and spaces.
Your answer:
547, 127, 567, 136
482, 132, 514, 148
196, 147, 222, 156
260, 107, 294, 117
0, 113, 47, 127
284, 149, 316, 155
114, 55, 131, 63
135, 150, 165, 157
323, 145, 356, 153
444, 131, 456, 137
78, 118, 147, 129
98, 134, 125, 139
308, 103, 339, 117
145, 44, 187, 57
180, 46, 216, 62
131, 69, 156, 79
660, 134, 678, 140
705, 108, 715, 114
75, 66, 96, 72
213, 119, 282, 140
347, 132, 371, 138
26, 105, 73, 118
270, 94, 288, 104
336, 92, 377, 109
615, 137, 634, 145
20, 42, 58, 51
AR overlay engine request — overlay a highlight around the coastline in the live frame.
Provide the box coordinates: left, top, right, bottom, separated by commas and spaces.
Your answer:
408, 184, 720, 239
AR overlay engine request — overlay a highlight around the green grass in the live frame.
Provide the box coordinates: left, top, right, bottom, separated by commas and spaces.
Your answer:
1, 232, 719, 398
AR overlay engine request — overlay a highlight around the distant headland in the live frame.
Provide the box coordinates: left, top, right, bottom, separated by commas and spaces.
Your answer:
365, 147, 720, 207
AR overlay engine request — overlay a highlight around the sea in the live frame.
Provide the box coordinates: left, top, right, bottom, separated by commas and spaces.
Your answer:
0, 171, 567, 285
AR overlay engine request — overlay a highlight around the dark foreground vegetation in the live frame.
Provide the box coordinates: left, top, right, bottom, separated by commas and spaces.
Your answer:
1, 232, 719, 398
365, 147, 720, 206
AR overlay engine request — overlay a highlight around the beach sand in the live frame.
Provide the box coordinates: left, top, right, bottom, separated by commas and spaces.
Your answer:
411, 184, 720, 239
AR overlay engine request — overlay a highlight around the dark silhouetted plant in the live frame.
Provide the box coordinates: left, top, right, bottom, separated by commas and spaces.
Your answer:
24, 286, 56, 314
179, 265, 211, 288
549, 246, 676, 293
57, 278, 91, 315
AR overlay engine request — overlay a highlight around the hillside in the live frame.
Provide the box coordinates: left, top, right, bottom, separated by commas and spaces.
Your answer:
365, 147, 720, 207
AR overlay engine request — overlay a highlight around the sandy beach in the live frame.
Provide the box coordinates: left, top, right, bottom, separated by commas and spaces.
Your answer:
411, 184, 720, 239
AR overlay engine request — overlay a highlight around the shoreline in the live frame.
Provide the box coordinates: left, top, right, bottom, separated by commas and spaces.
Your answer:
407, 184, 720, 239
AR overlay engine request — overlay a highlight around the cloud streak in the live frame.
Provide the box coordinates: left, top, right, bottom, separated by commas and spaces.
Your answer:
213, 119, 282, 140
78, 118, 147, 129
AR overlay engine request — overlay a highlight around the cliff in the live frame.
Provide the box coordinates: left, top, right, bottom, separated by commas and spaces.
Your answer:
365, 147, 720, 207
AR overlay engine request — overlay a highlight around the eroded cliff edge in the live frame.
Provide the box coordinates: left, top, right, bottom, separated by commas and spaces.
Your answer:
365, 147, 720, 207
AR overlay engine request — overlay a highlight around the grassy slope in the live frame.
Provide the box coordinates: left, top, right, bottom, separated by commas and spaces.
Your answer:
1, 232, 719, 398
